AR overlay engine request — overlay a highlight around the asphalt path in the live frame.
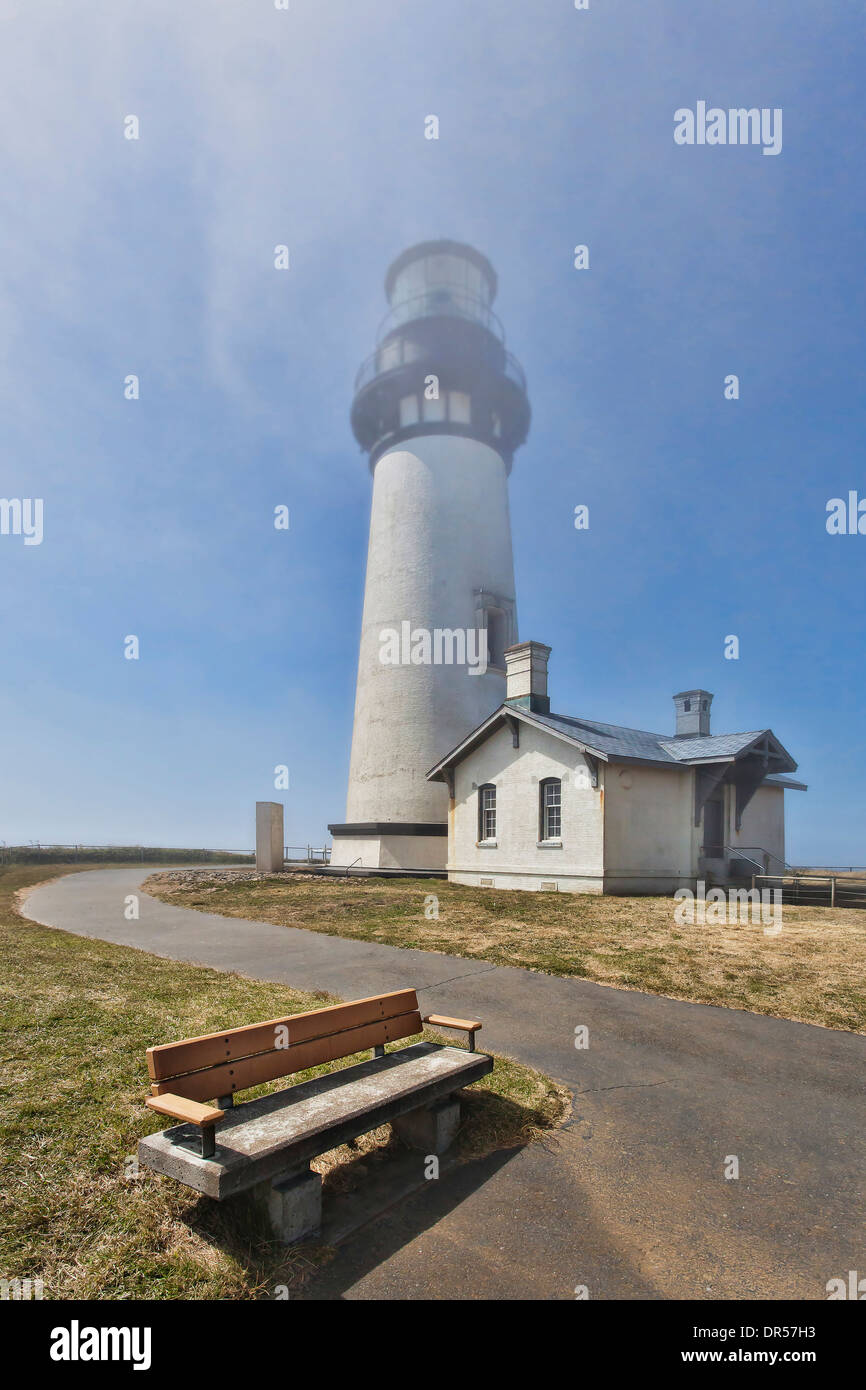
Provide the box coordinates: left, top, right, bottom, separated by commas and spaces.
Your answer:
22, 868, 866, 1300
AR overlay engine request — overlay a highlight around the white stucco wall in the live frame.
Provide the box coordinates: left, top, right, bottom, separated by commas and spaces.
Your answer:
330, 834, 447, 871
602, 763, 697, 894
728, 783, 785, 870
444, 723, 791, 896
447, 721, 604, 892
342, 434, 516, 830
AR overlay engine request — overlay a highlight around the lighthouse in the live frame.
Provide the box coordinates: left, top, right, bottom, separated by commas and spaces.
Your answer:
329, 241, 530, 871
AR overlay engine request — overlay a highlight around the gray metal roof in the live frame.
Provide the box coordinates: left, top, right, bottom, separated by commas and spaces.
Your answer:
428, 703, 801, 781
531, 712, 769, 765
658, 732, 768, 761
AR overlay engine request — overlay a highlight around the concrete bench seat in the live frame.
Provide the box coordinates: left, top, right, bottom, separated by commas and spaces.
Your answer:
138, 990, 492, 1241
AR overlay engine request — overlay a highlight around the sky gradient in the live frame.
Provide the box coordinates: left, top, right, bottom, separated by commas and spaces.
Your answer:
1, 1, 863, 862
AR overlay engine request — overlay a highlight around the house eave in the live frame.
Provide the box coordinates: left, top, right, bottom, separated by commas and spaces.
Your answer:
763, 776, 808, 791
426, 703, 611, 781
427, 707, 800, 782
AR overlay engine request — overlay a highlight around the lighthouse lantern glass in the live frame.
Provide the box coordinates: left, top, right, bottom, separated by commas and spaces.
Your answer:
385, 250, 494, 340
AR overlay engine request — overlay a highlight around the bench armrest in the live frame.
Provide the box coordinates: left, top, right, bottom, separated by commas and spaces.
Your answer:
145, 1093, 225, 1157
422, 1014, 482, 1052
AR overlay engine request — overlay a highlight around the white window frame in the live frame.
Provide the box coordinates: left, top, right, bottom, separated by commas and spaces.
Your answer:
540, 778, 562, 842
478, 784, 497, 843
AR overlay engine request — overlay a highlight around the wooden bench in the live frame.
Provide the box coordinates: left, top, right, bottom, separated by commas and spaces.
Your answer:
138, 989, 492, 1242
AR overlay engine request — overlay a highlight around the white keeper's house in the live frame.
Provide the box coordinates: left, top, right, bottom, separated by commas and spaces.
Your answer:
426, 641, 806, 895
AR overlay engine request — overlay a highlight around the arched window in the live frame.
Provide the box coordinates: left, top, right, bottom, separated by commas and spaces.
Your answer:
539, 778, 562, 841
478, 784, 497, 842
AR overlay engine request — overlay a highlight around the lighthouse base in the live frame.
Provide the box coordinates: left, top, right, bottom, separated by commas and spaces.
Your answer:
328, 822, 447, 873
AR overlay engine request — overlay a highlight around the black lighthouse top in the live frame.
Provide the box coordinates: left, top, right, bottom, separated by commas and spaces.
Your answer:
351, 240, 530, 470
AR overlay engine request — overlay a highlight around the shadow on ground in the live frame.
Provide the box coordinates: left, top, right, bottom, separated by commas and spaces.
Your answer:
164, 1084, 570, 1299
295, 1144, 524, 1300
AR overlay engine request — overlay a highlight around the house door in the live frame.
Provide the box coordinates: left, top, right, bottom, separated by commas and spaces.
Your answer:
704, 795, 724, 858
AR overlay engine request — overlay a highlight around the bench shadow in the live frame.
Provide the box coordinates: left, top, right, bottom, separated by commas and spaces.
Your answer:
176, 1086, 558, 1298
295, 1143, 524, 1300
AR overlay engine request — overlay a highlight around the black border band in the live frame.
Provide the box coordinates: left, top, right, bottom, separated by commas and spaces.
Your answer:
328, 822, 448, 838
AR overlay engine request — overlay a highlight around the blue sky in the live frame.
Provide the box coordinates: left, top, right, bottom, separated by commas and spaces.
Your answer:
1, 1, 863, 861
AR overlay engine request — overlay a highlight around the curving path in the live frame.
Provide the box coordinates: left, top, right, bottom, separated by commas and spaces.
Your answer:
22, 867, 866, 1301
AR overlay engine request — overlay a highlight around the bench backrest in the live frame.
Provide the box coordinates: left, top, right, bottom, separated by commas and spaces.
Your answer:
147, 989, 422, 1103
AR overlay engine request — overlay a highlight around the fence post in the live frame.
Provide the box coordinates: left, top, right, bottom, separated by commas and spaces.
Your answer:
831, 876, 836, 907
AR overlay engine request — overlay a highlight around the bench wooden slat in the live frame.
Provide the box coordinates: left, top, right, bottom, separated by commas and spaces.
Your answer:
147, 989, 419, 1081
145, 1094, 225, 1126
150, 1010, 423, 1103
424, 1014, 482, 1032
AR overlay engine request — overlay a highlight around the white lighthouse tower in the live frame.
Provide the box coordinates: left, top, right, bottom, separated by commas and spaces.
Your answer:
329, 241, 530, 871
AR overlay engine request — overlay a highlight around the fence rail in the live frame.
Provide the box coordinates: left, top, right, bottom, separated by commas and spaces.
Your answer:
354, 337, 526, 396
700, 844, 791, 874
283, 845, 332, 865
0, 844, 253, 865
375, 289, 506, 348
752, 873, 866, 909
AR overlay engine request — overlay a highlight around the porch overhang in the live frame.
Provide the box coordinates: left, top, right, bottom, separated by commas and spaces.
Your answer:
692, 731, 799, 830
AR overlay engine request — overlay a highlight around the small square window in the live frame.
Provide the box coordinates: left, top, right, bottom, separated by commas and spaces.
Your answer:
378, 340, 402, 372
422, 395, 446, 422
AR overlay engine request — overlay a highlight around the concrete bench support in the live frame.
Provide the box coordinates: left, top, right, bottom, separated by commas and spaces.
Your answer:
394, 1097, 461, 1155
263, 1164, 323, 1244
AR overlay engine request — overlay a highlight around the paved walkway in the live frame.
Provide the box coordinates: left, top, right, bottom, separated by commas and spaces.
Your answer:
22, 868, 866, 1300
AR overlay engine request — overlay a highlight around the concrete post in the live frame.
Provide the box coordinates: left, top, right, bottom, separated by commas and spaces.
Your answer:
394, 1097, 461, 1155
255, 801, 283, 874
256, 1165, 323, 1244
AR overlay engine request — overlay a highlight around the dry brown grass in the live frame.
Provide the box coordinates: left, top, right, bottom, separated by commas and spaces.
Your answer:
146, 871, 866, 1034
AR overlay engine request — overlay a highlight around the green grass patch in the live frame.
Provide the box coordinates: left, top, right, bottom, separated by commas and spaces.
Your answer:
0, 866, 568, 1301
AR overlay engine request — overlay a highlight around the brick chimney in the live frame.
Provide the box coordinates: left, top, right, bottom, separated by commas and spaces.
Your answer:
505, 641, 551, 714
673, 689, 713, 737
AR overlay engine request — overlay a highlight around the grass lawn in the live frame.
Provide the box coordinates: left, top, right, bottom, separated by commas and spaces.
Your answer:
0, 865, 568, 1301
146, 870, 866, 1034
